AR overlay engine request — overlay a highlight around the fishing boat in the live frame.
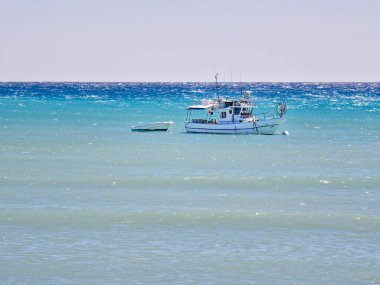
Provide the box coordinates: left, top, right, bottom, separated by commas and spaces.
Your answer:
131, 121, 173, 132
184, 75, 287, 135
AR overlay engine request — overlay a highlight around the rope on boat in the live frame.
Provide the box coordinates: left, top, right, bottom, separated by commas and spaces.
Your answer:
253, 121, 259, 134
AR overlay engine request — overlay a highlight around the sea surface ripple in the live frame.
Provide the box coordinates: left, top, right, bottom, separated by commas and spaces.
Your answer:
0, 82, 379, 284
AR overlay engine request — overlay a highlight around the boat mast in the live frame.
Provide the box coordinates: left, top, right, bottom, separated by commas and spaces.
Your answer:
215, 73, 220, 102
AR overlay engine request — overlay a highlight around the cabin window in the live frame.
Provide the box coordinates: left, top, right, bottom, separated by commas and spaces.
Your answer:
241, 108, 250, 115
234, 108, 241, 115
229, 110, 232, 114
220, 112, 226, 118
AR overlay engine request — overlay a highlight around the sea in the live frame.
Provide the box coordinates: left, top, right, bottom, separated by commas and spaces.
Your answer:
0, 82, 379, 284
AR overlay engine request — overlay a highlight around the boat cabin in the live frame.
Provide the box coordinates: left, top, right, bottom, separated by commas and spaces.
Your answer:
218, 106, 254, 124
186, 102, 255, 125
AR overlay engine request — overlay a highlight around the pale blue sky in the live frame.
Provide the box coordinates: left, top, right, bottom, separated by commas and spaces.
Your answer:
0, 0, 379, 81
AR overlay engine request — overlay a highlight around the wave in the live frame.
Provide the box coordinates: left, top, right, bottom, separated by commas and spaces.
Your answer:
1, 175, 378, 189
1, 208, 378, 232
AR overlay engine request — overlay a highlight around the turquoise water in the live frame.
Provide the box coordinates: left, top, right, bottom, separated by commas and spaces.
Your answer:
0, 82, 379, 284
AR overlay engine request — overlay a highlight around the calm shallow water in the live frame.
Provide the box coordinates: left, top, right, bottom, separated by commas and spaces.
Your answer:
0, 82, 379, 284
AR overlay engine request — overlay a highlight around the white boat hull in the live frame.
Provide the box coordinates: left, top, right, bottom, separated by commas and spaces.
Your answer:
131, 121, 173, 132
185, 118, 285, 135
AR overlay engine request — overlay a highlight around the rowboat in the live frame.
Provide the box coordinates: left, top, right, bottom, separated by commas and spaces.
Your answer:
131, 121, 173, 132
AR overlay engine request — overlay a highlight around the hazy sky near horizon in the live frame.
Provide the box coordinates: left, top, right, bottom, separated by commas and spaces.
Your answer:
0, 0, 379, 82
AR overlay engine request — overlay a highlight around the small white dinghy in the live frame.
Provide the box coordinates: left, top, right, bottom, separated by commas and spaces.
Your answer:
131, 121, 173, 132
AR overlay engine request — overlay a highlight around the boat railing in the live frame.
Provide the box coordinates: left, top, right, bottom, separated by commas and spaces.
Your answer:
254, 111, 281, 120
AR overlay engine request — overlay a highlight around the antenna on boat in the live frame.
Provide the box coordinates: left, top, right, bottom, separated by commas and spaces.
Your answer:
240, 74, 243, 95
215, 73, 220, 102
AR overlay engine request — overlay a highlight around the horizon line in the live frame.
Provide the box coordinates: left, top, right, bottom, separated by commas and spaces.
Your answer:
1, 80, 379, 84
